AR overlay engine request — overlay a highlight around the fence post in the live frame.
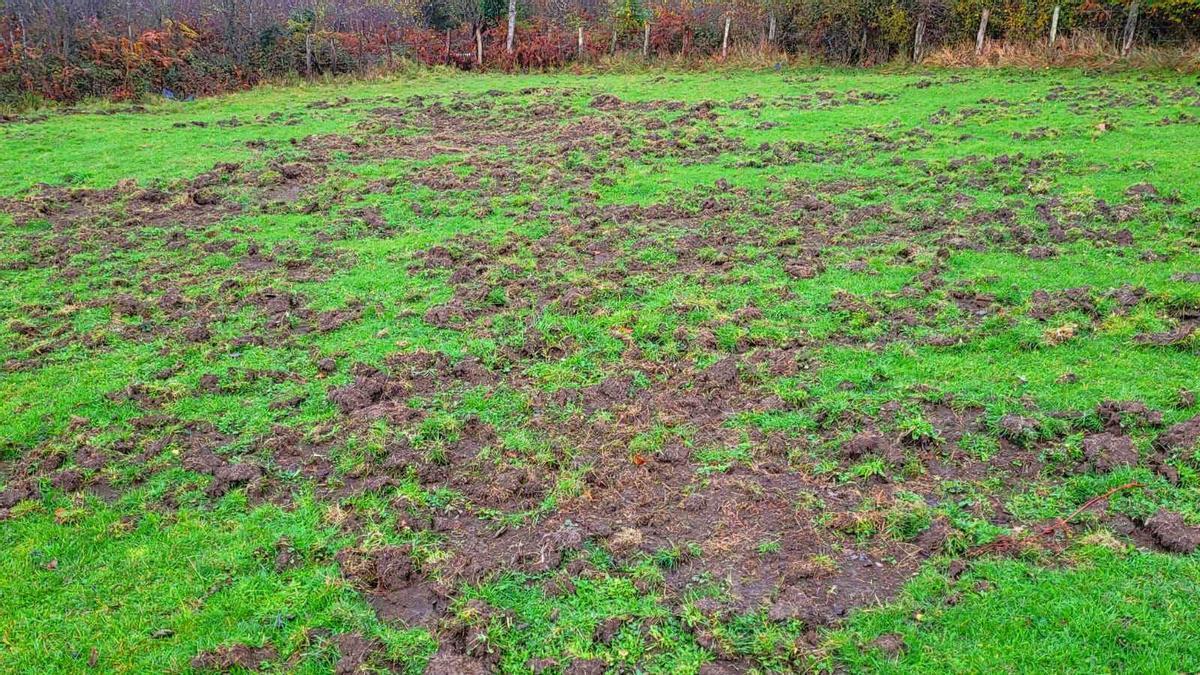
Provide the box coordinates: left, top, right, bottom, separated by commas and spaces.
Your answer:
475, 25, 483, 66
329, 37, 336, 73
1121, 1, 1139, 56
912, 15, 926, 63
506, 0, 516, 53
610, 28, 617, 55
578, 26, 584, 60
305, 33, 312, 78
976, 8, 990, 55
768, 13, 776, 43
722, 16, 731, 59
1049, 5, 1060, 49
643, 23, 650, 57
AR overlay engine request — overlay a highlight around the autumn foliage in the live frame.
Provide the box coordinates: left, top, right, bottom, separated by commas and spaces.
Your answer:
1, 0, 1198, 105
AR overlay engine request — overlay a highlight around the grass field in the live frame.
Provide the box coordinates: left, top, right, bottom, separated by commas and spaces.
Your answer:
2, 67, 1199, 673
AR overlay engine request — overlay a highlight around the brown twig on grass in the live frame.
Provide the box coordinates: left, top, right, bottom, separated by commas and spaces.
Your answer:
1059, 481, 1143, 527
968, 481, 1144, 559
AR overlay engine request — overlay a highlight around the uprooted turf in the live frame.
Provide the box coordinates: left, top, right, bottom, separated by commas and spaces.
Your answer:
1, 68, 1199, 673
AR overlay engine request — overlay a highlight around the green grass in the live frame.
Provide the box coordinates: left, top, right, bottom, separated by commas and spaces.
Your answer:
0, 488, 436, 672
832, 545, 1200, 672
2, 66, 1199, 673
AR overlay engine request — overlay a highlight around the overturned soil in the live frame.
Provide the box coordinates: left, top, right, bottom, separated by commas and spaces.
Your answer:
3, 79, 1200, 672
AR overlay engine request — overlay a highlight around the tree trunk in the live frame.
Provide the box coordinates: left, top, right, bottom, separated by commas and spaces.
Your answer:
330, 38, 337, 73
721, 16, 730, 59
384, 30, 393, 69
476, 25, 483, 66
506, 0, 516, 53
445, 29, 451, 65
1121, 1, 1139, 56
610, 28, 617, 55
768, 13, 776, 43
912, 15, 926, 63
976, 9, 989, 55
577, 26, 584, 60
1049, 5, 1060, 49
643, 23, 650, 57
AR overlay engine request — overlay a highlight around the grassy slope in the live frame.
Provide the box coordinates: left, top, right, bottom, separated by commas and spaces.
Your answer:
1, 68, 1199, 673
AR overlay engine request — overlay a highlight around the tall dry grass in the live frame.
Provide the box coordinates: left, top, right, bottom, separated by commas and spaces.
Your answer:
925, 32, 1200, 72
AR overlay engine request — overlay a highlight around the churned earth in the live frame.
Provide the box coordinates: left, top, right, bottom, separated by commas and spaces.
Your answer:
1, 67, 1199, 673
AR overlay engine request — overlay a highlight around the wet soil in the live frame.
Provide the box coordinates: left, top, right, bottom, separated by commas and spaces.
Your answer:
4, 83, 1200, 672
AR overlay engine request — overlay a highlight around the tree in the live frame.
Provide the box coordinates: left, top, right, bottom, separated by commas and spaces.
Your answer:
445, 0, 506, 28
611, 0, 647, 33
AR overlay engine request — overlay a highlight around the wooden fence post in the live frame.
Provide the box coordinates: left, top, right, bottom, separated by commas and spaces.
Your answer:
329, 37, 337, 73
643, 23, 650, 57
305, 33, 312, 78
976, 8, 990, 55
475, 25, 483, 66
1049, 5, 1060, 49
610, 28, 617, 55
577, 26, 584, 60
913, 15, 926, 63
1121, 1, 1139, 56
768, 13, 776, 43
722, 16, 730, 59
506, 0, 516, 53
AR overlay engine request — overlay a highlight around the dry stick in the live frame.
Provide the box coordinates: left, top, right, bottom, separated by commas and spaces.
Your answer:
1059, 481, 1143, 527
721, 16, 731, 59
1049, 5, 1060, 49
1121, 0, 1139, 57
968, 482, 1143, 558
975, 8, 990, 56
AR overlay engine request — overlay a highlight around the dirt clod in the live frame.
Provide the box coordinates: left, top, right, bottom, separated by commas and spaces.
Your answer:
1145, 510, 1200, 553
190, 644, 277, 671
